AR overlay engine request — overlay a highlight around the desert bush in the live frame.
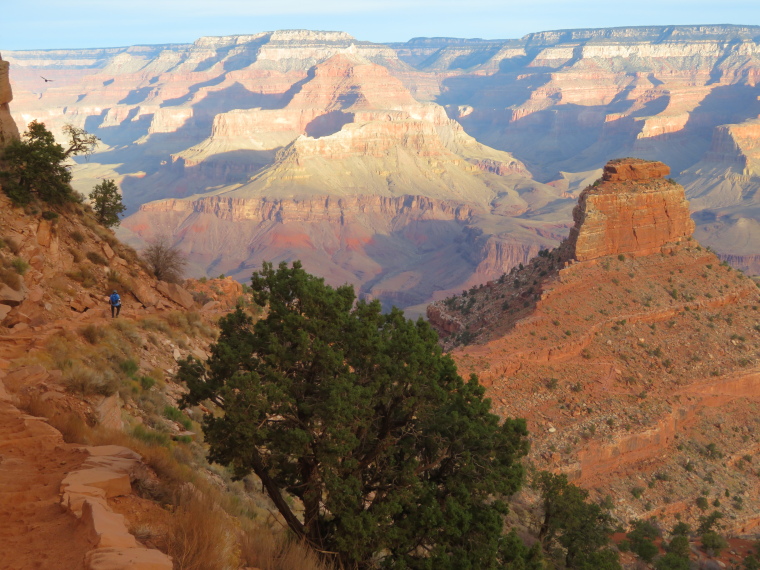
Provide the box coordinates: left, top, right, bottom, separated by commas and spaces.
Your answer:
71, 230, 85, 243
142, 234, 187, 283
2, 236, 21, 254
119, 358, 139, 377
627, 519, 660, 563
111, 319, 143, 345
701, 531, 728, 556
67, 265, 97, 288
132, 424, 171, 447
79, 324, 106, 345
11, 257, 29, 275
240, 529, 337, 570
106, 269, 123, 287
139, 375, 156, 390
192, 290, 212, 305
139, 317, 171, 335
86, 251, 108, 266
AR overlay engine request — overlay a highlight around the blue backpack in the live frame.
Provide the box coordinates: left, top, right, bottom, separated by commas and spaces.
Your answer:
110, 293, 121, 306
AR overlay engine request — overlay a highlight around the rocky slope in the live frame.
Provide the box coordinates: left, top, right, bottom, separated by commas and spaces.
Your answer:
429, 159, 760, 535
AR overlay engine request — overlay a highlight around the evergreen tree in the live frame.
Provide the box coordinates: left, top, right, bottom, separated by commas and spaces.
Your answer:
90, 179, 126, 227
179, 261, 531, 569
534, 471, 621, 569
0, 121, 98, 204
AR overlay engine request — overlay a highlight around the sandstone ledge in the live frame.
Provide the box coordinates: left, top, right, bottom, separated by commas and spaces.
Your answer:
60, 445, 173, 570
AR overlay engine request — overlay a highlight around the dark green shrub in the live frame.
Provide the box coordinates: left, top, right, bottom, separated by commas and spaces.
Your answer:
86, 251, 108, 266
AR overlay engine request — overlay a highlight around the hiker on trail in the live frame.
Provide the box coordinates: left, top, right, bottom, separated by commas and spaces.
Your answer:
110, 290, 121, 318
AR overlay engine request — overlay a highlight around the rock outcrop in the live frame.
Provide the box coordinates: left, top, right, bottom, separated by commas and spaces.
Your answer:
0, 54, 19, 146
567, 159, 695, 261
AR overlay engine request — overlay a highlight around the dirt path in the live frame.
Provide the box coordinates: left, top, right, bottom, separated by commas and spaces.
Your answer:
0, 311, 143, 569
0, 396, 90, 569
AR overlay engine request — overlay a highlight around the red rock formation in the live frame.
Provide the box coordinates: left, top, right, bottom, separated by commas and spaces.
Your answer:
0, 54, 19, 146
601, 158, 671, 182
567, 159, 695, 261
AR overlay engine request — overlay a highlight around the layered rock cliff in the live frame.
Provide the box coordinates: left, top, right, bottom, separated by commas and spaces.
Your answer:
0, 54, 19, 146
428, 157, 760, 533
6, 25, 760, 303
117, 53, 550, 309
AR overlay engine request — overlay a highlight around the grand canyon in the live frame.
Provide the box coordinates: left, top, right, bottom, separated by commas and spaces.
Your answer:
5, 25, 760, 310
2, 22, 760, 570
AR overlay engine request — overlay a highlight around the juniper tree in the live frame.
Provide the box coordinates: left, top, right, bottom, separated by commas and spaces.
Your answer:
179, 261, 531, 569
90, 179, 126, 227
0, 121, 98, 204
534, 471, 621, 569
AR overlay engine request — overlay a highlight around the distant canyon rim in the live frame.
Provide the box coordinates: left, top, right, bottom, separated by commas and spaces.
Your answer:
4, 25, 760, 311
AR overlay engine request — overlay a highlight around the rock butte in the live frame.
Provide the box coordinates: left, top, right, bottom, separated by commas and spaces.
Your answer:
428, 161, 760, 533
568, 158, 696, 261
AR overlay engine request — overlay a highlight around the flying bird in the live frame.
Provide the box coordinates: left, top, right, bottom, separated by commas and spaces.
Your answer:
40, 76, 53, 83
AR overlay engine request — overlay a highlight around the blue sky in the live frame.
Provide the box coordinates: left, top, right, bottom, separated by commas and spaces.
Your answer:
4, 0, 760, 50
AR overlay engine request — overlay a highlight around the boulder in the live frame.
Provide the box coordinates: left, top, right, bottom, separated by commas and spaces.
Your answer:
61, 483, 108, 517
71, 293, 99, 313
0, 283, 25, 306
155, 281, 195, 310
80, 499, 137, 549
102, 242, 115, 260
36, 219, 53, 247
130, 281, 158, 307
1, 365, 48, 392
0, 58, 19, 146
95, 395, 123, 431
0, 304, 10, 322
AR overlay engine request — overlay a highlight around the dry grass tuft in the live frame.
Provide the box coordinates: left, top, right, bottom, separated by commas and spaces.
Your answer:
79, 323, 106, 345
63, 365, 119, 397
167, 485, 239, 570
0, 265, 22, 290
239, 527, 339, 570
18, 394, 90, 444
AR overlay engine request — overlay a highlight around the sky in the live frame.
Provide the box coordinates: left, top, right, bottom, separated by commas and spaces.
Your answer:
4, 0, 760, 50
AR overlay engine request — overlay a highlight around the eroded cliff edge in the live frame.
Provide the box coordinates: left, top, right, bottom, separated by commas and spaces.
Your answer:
0, 54, 20, 146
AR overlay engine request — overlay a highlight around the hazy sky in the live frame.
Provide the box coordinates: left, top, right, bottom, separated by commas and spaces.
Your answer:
4, 0, 760, 50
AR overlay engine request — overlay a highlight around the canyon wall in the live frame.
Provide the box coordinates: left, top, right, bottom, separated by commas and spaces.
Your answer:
5, 25, 760, 307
